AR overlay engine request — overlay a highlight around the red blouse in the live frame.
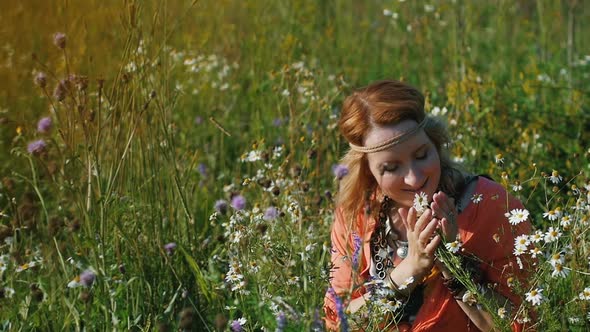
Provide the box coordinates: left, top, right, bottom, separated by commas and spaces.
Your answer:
324, 177, 533, 331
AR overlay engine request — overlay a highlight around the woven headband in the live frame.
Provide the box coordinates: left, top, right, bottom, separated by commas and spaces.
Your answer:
349, 118, 428, 153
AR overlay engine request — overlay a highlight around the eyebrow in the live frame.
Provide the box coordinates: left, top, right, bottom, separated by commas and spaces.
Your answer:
378, 143, 428, 167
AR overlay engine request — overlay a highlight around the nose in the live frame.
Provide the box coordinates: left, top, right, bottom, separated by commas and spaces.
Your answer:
404, 164, 426, 190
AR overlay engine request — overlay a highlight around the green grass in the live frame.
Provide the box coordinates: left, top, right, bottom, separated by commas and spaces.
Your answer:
0, 0, 589, 330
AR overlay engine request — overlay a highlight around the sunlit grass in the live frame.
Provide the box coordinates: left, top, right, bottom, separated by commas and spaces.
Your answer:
0, 0, 589, 331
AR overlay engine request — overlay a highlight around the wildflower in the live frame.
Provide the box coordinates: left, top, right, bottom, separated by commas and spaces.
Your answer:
560, 215, 571, 228
37, 117, 52, 133
275, 311, 286, 332
549, 253, 565, 267
542, 210, 558, 221
514, 235, 530, 251
53, 32, 66, 49
263, 206, 279, 221
67, 275, 81, 288
231, 195, 246, 210
525, 288, 544, 306
27, 139, 47, 154
544, 227, 561, 243
471, 193, 483, 204
332, 164, 349, 180
578, 287, 590, 300
461, 290, 477, 306
513, 246, 526, 256
495, 154, 504, 164
214, 199, 228, 214
352, 232, 362, 268
549, 170, 562, 184
164, 242, 177, 255
34, 72, 47, 88
445, 240, 462, 254
413, 192, 429, 215
79, 269, 96, 287
197, 163, 207, 177
399, 276, 414, 290
529, 247, 542, 259
383, 9, 393, 16
3, 287, 15, 298
551, 263, 569, 278
328, 288, 349, 332
497, 307, 507, 319
311, 309, 324, 332
529, 230, 544, 243
512, 182, 523, 192
230, 317, 247, 332
15, 261, 35, 272
507, 208, 529, 225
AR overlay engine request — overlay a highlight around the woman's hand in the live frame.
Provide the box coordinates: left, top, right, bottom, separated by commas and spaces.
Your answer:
431, 191, 458, 242
397, 207, 441, 277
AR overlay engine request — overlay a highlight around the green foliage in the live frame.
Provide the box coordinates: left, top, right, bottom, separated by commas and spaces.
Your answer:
0, 0, 589, 331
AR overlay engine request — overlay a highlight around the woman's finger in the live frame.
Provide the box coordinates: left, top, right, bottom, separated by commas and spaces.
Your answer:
405, 207, 417, 232
414, 209, 432, 233
418, 219, 438, 245
425, 234, 441, 255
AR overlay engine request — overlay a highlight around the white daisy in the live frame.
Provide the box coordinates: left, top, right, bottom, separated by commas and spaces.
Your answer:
549, 170, 562, 184
513, 246, 527, 256
544, 227, 562, 243
560, 215, 571, 228
514, 235, 530, 251
543, 210, 558, 221
525, 288, 544, 306
445, 240, 462, 254
578, 287, 590, 300
398, 276, 414, 290
549, 253, 565, 267
551, 263, 569, 278
413, 192, 429, 215
507, 208, 529, 225
529, 230, 544, 243
529, 247, 543, 259
512, 182, 523, 192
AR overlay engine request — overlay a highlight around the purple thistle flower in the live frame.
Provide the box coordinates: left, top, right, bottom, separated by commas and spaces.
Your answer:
332, 164, 349, 180
164, 242, 177, 255
214, 199, 228, 214
79, 269, 96, 287
276, 311, 286, 332
37, 117, 52, 133
263, 206, 279, 221
53, 32, 66, 49
328, 288, 348, 332
231, 195, 246, 211
272, 118, 284, 127
352, 232, 362, 269
311, 308, 324, 332
27, 139, 46, 154
34, 72, 47, 88
197, 163, 207, 177
231, 319, 244, 332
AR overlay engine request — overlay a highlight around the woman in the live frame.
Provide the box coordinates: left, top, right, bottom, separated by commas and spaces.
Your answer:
324, 80, 532, 331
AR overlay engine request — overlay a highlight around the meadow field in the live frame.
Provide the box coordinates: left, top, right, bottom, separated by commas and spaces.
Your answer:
0, 0, 589, 331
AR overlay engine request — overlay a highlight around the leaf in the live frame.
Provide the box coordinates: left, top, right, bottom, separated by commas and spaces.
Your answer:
179, 246, 213, 302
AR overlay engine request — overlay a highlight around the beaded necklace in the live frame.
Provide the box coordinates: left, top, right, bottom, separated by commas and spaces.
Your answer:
370, 196, 408, 281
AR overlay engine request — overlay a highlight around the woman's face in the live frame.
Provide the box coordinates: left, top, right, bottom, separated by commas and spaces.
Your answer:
365, 120, 441, 208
